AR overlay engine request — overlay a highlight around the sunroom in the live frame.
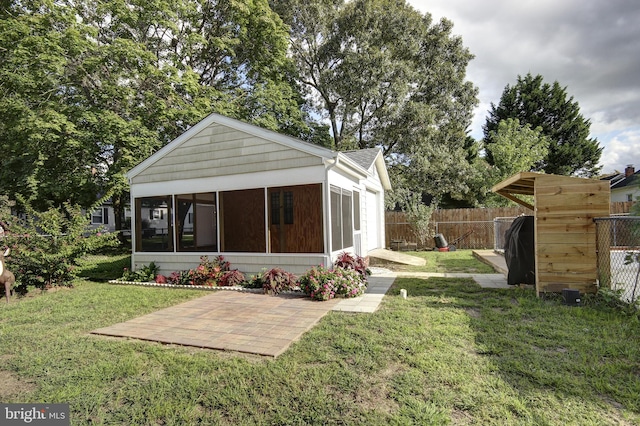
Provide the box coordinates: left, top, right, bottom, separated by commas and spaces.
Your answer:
127, 113, 391, 276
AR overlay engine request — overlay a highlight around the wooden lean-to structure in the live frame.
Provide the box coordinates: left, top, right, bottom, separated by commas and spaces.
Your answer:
492, 172, 610, 296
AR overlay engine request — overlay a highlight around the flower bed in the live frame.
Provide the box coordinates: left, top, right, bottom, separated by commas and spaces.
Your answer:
115, 252, 370, 301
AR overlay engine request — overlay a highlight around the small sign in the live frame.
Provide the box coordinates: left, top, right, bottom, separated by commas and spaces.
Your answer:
1, 404, 69, 425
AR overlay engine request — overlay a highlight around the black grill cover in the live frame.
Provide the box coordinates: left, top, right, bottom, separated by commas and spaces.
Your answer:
504, 216, 535, 285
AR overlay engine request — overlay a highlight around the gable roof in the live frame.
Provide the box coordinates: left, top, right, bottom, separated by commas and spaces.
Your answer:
342, 148, 391, 190
611, 171, 639, 190
127, 113, 391, 190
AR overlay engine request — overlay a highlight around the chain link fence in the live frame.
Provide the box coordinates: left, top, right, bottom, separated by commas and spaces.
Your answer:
595, 216, 640, 303
493, 217, 519, 252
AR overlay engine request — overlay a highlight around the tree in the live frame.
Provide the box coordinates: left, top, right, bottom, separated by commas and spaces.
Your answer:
486, 118, 550, 179
483, 73, 602, 177
479, 118, 550, 206
0, 0, 315, 234
0, 1, 99, 210
272, 0, 478, 203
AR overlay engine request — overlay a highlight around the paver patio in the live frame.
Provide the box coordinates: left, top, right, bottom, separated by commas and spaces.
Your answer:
91, 259, 507, 357
92, 290, 342, 357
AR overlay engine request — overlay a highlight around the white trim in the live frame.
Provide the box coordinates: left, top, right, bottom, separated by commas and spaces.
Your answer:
130, 166, 326, 198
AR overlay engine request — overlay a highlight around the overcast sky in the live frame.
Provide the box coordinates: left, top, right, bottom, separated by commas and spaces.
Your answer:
408, 0, 640, 174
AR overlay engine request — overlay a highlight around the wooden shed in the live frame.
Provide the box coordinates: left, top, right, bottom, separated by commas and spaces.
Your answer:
492, 172, 610, 296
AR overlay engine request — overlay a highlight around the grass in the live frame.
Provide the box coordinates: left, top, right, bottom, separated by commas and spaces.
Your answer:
1, 254, 639, 425
375, 249, 497, 274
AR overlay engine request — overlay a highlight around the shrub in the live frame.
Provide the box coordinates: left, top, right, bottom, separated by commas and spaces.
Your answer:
298, 265, 337, 301
190, 255, 231, 286
244, 270, 266, 289
298, 265, 367, 301
262, 268, 298, 295
2, 200, 118, 291
334, 252, 370, 277
220, 270, 246, 287
122, 262, 159, 282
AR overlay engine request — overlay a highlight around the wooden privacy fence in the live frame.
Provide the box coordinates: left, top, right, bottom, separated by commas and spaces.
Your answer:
385, 202, 634, 250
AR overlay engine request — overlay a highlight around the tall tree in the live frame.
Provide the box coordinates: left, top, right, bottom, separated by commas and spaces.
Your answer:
0, 0, 98, 210
483, 73, 602, 177
0, 0, 314, 233
272, 0, 478, 203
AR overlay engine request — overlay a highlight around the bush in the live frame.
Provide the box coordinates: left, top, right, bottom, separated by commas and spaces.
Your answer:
122, 262, 159, 282
262, 268, 298, 295
220, 270, 246, 287
2, 201, 118, 291
334, 252, 370, 277
298, 265, 367, 301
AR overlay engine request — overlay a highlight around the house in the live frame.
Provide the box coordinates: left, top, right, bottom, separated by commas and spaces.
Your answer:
601, 165, 639, 203
126, 113, 391, 276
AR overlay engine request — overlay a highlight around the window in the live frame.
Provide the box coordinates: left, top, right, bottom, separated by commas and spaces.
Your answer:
627, 194, 633, 202
91, 207, 109, 225
330, 186, 353, 251
271, 191, 293, 225
135, 196, 173, 252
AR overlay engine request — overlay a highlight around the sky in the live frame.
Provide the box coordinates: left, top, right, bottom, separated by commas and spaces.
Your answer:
407, 0, 640, 174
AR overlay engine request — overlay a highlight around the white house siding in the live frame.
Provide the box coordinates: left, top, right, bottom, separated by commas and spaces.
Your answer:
131, 124, 323, 185
365, 190, 380, 251
611, 187, 640, 203
133, 253, 331, 278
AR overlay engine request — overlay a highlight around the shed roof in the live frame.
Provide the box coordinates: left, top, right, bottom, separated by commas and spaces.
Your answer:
491, 172, 607, 211
127, 113, 391, 190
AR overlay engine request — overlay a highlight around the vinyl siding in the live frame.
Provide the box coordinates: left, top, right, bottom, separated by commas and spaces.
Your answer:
132, 124, 323, 185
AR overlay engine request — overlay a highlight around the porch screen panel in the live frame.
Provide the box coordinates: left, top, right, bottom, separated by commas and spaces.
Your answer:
341, 190, 353, 248
176, 193, 217, 252
330, 186, 343, 251
135, 196, 173, 252
220, 189, 266, 252
269, 184, 323, 253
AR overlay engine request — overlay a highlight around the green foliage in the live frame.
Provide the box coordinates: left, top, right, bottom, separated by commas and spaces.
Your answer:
277, 0, 478, 203
122, 262, 159, 283
397, 193, 437, 247
125, 256, 245, 287
1, 200, 119, 291
484, 73, 602, 177
0, 0, 317, 222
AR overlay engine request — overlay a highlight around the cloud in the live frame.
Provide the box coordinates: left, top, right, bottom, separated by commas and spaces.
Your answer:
598, 129, 640, 172
408, 0, 640, 172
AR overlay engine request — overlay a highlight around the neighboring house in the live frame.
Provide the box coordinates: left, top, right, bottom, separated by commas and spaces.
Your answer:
602, 165, 640, 203
88, 201, 131, 233
126, 113, 392, 276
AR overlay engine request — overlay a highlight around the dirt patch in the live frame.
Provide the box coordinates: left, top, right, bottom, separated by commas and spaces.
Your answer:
465, 307, 481, 319
0, 370, 37, 400
353, 363, 404, 415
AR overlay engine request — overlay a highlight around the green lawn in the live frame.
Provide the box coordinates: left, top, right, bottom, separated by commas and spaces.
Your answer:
374, 249, 497, 274
1, 254, 639, 425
